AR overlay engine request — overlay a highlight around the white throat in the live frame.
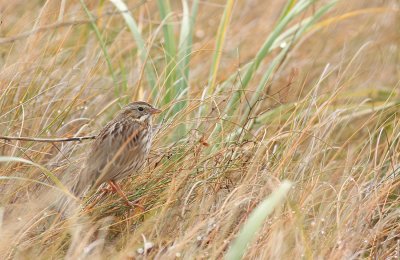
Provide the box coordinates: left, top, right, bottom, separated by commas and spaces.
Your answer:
139, 114, 151, 122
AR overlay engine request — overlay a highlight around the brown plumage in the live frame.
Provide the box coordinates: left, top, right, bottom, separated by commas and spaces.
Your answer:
72, 101, 161, 198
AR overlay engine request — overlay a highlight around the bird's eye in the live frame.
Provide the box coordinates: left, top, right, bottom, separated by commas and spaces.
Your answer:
138, 107, 144, 111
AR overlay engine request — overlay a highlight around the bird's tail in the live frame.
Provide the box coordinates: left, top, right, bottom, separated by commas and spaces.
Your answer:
70, 170, 94, 198
52, 171, 89, 217
51, 185, 80, 217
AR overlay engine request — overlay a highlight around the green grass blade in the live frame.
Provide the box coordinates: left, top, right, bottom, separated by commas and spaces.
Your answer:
177, 0, 199, 89
225, 181, 292, 260
277, 0, 297, 23
223, 0, 317, 117
79, 0, 119, 99
0, 156, 73, 197
109, 0, 157, 90
172, 0, 199, 136
210, 0, 337, 144
157, 0, 177, 105
207, 0, 234, 96
239, 1, 337, 127
0, 176, 69, 192
197, 0, 234, 127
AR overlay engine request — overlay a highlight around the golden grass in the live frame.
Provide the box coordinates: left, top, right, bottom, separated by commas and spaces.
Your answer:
0, 0, 399, 259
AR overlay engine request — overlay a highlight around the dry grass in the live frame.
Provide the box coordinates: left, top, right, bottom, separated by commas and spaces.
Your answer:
0, 0, 399, 259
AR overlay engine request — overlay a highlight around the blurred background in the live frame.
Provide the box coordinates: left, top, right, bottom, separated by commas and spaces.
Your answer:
0, 0, 399, 259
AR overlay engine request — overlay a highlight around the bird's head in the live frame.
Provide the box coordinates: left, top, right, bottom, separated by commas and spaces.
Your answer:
123, 101, 162, 122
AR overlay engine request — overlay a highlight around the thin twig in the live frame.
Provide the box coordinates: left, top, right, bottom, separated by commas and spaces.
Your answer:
0, 135, 96, 143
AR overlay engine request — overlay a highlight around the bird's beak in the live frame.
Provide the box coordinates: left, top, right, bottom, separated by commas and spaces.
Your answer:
150, 107, 162, 115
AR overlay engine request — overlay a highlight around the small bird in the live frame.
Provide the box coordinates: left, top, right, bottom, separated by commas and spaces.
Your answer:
72, 101, 161, 207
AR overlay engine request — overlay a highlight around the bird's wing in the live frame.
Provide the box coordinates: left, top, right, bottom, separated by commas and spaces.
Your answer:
82, 118, 145, 187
